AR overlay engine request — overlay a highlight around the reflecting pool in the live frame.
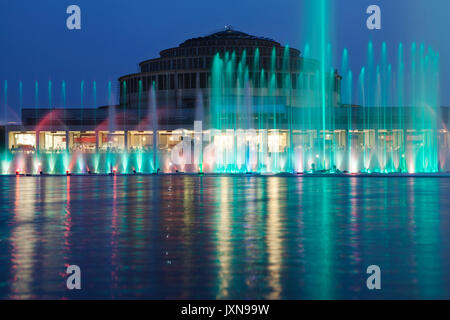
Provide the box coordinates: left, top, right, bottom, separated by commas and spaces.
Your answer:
0, 176, 450, 299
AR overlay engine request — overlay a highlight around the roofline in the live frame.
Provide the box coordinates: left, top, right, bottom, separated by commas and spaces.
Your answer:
138, 54, 174, 68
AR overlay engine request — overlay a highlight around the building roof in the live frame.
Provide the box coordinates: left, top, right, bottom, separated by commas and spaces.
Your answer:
180, 27, 280, 47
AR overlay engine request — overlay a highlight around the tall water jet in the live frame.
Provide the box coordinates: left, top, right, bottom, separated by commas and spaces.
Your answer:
34, 81, 39, 108
2, 80, 8, 173
61, 80, 70, 174
108, 81, 115, 132
341, 49, 349, 104
19, 81, 23, 110
80, 80, 85, 128
62, 81, 66, 108
106, 81, 116, 174
302, 0, 335, 171
195, 89, 204, 172
48, 80, 52, 108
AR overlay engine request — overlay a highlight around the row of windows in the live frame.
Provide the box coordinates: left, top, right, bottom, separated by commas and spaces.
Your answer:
121, 72, 333, 95
120, 73, 205, 95
142, 57, 210, 72
161, 42, 289, 57
158, 73, 205, 90
141, 57, 302, 73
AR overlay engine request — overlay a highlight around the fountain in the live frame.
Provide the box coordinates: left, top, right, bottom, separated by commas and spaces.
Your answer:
0, 37, 446, 176
0, 0, 447, 175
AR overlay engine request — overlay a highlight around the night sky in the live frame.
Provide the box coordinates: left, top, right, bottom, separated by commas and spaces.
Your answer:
1, 0, 449, 121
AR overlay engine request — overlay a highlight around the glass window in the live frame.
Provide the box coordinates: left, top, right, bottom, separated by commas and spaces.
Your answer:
9, 132, 36, 153
40, 131, 67, 151
170, 74, 175, 90
99, 131, 125, 151
184, 73, 190, 89
128, 131, 154, 151
178, 74, 183, 89
200, 73, 207, 88
191, 73, 197, 88
69, 131, 96, 153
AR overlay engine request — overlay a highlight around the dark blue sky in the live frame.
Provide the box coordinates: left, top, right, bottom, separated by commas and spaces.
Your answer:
1, 0, 449, 121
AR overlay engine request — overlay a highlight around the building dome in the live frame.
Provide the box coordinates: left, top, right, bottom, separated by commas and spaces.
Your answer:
121, 27, 304, 91
117, 27, 329, 126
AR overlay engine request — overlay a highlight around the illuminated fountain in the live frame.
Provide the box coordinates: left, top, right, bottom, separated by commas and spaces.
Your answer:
1, 1, 448, 175
1, 39, 446, 175
1, 38, 446, 176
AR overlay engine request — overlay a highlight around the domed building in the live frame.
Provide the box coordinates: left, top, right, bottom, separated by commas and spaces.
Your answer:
2, 29, 449, 174
9, 27, 342, 163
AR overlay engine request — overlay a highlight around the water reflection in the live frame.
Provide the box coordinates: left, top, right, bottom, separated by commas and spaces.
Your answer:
410, 179, 443, 299
266, 178, 282, 299
0, 176, 449, 299
11, 177, 36, 299
216, 177, 231, 299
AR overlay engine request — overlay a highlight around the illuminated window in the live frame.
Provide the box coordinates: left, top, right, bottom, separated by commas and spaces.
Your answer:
40, 131, 67, 152
128, 131, 154, 151
9, 132, 36, 153
268, 130, 287, 153
69, 131, 96, 152
99, 131, 125, 151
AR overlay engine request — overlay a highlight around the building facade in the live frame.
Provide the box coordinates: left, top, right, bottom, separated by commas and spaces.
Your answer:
117, 28, 340, 127
2, 28, 449, 174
